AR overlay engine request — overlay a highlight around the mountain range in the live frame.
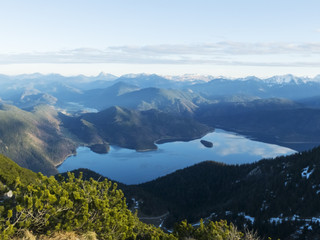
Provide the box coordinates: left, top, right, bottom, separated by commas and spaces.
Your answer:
1, 73, 320, 170
1, 72, 320, 238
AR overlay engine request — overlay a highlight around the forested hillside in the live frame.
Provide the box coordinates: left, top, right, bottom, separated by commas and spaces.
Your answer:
0, 102, 212, 173
122, 146, 320, 239
60, 106, 212, 151
0, 104, 75, 175
0, 154, 257, 240
195, 99, 320, 151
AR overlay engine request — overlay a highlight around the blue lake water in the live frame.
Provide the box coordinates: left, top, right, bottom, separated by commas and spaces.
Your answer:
58, 129, 296, 185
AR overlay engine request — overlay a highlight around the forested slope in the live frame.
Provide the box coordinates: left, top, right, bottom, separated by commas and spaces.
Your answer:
60, 106, 212, 151
125, 146, 320, 239
0, 104, 75, 175
0, 154, 256, 240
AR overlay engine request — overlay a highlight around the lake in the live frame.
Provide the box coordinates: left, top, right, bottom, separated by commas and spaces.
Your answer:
58, 129, 296, 185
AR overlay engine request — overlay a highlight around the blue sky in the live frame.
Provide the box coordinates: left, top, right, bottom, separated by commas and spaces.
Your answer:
0, 0, 319, 77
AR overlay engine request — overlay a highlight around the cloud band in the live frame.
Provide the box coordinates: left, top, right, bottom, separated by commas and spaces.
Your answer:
1, 42, 320, 67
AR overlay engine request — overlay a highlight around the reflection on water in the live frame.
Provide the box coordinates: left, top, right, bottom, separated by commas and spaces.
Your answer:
58, 129, 296, 185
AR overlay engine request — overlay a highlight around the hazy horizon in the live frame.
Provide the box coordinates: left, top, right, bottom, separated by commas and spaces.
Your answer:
0, 70, 319, 81
0, 1, 319, 78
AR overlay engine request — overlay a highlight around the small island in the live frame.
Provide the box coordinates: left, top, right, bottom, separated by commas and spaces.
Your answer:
89, 143, 110, 154
200, 139, 213, 148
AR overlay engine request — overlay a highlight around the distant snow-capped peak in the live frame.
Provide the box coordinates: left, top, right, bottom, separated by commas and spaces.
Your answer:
163, 74, 220, 82
312, 74, 320, 82
121, 73, 151, 78
96, 72, 118, 80
263, 74, 311, 84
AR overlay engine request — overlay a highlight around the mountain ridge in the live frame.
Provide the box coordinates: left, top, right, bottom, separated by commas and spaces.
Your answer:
61, 106, 212, 151
0, 104, 76, 175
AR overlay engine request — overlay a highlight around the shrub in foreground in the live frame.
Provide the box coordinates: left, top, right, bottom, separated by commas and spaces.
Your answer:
0, 172, 259, 240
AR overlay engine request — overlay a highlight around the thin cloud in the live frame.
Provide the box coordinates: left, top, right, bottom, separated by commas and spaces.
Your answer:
110, 42, 320, 56
0, 42, 320, 67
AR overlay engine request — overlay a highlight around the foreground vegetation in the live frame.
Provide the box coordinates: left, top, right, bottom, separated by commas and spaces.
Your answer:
0, 154, 258, 240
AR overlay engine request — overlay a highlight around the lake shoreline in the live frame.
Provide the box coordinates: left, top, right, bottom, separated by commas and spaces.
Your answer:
57, 129, 296, 185
55, 152, 77, 168
154, 130, 214, 145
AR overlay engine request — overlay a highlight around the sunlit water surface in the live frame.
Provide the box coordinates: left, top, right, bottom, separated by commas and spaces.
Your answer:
58, 129, 296, 184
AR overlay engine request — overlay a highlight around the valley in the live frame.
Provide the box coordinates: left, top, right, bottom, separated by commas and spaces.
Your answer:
1, 73, 320, 239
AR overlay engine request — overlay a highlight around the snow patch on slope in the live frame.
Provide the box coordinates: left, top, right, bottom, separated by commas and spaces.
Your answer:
301, 166, 314, 179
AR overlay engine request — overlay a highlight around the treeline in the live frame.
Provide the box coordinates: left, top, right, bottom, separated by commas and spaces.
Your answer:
0, 154, 258, 240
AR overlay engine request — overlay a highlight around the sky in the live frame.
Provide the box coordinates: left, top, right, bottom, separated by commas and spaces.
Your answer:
0, 0, 320, 78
